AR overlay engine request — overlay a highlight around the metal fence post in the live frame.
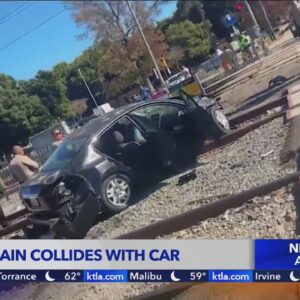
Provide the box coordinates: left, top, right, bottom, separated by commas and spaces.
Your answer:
193, 72, 207, 96
293, 147, 300, 234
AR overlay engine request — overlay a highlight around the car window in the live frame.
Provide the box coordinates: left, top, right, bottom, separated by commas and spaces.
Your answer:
178, 89, 198, 109
94, 117, 146, 157
41, 137, 86, 172
130, 104, 184, 132
167, 75, 180, 85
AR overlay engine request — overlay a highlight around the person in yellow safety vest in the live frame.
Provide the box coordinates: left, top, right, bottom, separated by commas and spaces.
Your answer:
238, 34, 252, 61
238, 34, 250, 52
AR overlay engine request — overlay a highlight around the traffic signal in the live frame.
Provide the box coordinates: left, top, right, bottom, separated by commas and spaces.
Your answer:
159, 57, 167, 67
234, 1, 244, 11
158, 57, 171, 75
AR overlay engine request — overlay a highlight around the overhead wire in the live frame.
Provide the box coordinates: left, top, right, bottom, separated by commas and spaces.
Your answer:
0, 1, 33, 25
0, 8, 68, 53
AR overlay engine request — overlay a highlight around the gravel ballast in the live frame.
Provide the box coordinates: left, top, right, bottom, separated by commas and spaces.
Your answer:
163, 187, 296, 239
0, 282, 164, 300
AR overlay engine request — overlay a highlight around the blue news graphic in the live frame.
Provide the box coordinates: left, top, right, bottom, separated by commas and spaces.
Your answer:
128, 270, 208, 282
83, 270, 208, 282
209, 270, 253, 282
2, 270, 300, 283
253, 270, 300, 282
255, 240, 300, 269
84, 270, 128, 282
0, 270, 82, 282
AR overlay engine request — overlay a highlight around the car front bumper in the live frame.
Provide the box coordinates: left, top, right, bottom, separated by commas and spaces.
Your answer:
27, 192, 101, 239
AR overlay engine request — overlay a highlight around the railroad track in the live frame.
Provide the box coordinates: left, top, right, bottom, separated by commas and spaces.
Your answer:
123, 169, 300, 300
0, 208, 29, 238
0, 95, 288, 239
127, 168, 300, 300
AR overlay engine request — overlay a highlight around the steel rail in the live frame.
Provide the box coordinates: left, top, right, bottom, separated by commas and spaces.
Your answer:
116, 172, 300, 239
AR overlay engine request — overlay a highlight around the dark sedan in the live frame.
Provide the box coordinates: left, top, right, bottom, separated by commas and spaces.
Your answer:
20, 91, 230, 238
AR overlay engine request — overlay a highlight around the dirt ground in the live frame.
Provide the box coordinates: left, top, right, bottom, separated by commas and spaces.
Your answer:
175, 283, 300, 300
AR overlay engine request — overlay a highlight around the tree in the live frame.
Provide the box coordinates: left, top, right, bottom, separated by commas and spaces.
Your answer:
65, 47, 106, 115
166, 20, 213, 64
71, 98, 88, 119
0, 66, 76, 153
260, 1, 291, 26
68, 1, 159, 42
172, 0, 205, 24
67, 1, 168, 96
238, 1, 291, 30
202, 0, 235, 40
25, 70, 72, 120
157, 0, 205, 33
0, 74, 17, 91
165, 46, 184, 71
0, 91, 52, 153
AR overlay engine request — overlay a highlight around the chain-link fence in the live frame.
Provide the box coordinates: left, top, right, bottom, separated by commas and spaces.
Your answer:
192, 50, 254, 90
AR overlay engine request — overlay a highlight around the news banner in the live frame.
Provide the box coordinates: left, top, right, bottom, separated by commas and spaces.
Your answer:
0, 240, 300, 283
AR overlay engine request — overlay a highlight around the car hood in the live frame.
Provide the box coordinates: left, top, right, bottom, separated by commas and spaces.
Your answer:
20, 169, 64, 199
23, 169, 63, 187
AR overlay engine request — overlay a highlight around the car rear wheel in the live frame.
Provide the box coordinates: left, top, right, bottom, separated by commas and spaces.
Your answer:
101, 174, 132, 213
208, 105, 231, 139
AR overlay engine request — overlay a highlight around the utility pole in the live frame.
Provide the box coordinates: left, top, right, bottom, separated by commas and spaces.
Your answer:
244, 0, 269, 56
125, 0, 166, 87
258, 0, 275, 40
77, 68, 103, 115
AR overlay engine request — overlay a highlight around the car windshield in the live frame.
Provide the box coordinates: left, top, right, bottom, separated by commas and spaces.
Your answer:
167, 74, 181, 84
41, 137, 86, 172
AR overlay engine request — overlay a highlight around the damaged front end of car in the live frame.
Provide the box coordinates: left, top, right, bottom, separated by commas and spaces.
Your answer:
192, 95, 222, 110
21, 172, 101, 239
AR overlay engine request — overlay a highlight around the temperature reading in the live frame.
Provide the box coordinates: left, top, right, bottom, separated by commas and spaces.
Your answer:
190, 271, 206, 281
65, 272, 81, 281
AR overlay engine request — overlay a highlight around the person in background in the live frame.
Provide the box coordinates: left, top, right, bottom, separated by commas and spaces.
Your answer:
181, 65, 191, 78
9, 145, 39, 184
226, 44, 239, 69
220, 46, 232, 72
216, 46, 223, 56
51, 128, 65, 150
139, 85, 151, 101
238, 34, 252, 62
124, 96, 131, 104
131, 95, 138, 103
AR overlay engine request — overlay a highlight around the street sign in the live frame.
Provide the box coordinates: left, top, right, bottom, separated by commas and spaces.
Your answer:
223, 14, 238, 28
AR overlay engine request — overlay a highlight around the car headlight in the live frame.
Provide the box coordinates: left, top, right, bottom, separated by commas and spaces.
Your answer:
58, 182, 72, 197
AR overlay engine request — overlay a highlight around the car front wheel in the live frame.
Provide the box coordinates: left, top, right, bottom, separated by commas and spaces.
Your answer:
101, 174, 132, 213
208, 105, 231, 139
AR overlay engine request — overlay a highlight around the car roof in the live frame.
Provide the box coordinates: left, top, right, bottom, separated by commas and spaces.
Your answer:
167, 72, 184, 81
68, 98, 184, 141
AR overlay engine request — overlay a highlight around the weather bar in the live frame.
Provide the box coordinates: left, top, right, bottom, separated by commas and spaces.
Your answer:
0, 270, 300, 283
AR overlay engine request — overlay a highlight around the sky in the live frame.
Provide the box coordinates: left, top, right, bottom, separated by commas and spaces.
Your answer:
0, 1, 177, 80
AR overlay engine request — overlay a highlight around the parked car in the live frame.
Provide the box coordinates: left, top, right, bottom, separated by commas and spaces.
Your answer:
166, 71, 192, 87
20, 90, 230, 238
150, 88, 170, 101
71, 115, 98, 130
